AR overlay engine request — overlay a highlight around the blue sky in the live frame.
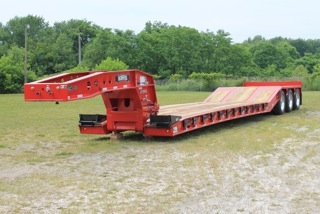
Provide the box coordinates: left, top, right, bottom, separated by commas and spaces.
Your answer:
1, 0, 319, 43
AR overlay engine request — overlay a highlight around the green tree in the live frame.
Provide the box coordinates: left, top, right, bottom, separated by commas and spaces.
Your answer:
275, 41, 300, 62
0, 46, 36, 93
108, 29, 137, 67
0, 22, 10, 57
224, 44, 252, 76
244, 35, 266, 44
195, 30, 234, 75
82, 29, 114, 69
31, 27, 76, 75
295, 52, 320, 74
250, 42, 287, 75
292, 65, 309, 78
54, 19, 101, 59
31, 27, 55, 75
52, 33, 75, 72
211, 30, 232, 73
198, 31, 215, 72
160, 26, 202, 76
288, 38, 320, 56
135, 24, 165, 74
94, 57, 128, 71
68, 63, 90, 72
3, 15, 49, 48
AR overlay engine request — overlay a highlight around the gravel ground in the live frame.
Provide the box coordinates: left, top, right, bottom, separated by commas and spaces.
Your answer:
1, 131, 320, 213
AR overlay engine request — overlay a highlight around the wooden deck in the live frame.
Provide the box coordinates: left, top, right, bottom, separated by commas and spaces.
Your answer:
158, 86, 281, 119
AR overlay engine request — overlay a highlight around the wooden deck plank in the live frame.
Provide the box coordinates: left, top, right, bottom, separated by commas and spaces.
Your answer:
158, 86, 281, 119
224, 87, 257, 102
159, 102, 242, 118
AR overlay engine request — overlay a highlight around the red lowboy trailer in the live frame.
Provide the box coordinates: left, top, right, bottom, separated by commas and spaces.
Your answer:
24, 69, 302, 138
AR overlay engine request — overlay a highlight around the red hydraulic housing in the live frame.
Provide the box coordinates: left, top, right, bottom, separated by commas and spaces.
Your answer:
24, 70, 302, 138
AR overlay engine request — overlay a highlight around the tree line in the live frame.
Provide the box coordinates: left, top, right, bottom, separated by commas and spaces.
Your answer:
1, 15, 320, 93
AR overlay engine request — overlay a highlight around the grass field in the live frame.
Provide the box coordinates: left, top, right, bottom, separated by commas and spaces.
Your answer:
0, 91, 319, 213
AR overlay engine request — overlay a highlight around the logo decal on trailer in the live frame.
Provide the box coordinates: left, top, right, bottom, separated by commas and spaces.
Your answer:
116, 74, 130, 82
173, 126, 178, 133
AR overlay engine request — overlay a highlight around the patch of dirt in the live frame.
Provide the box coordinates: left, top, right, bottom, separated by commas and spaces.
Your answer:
170, 139, 320, 213
0, 134, 319, 213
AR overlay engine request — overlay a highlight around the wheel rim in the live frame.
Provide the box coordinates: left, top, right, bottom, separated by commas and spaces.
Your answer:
280, 93, 285, 111
288, 91, 293, 109
296, 93, 300, 107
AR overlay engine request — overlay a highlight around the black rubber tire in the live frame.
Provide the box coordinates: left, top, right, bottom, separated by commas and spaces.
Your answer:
273, 90, 286, 115
293, 89, 301, 110
285, 89, 293, 112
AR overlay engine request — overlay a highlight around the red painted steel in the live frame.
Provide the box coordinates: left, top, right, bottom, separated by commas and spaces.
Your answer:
24, 69, 159, 134
143, 81, 302, 137
24, 70, 302, 138
144, 86, 277, 136
244, 81, 302, 88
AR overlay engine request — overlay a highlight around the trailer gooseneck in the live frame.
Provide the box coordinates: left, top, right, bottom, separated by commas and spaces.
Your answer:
24, 70, 302, 138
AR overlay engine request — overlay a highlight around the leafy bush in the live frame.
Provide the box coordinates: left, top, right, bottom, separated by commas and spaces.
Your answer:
68, 64, 90, 72
156, 77, 247, 91
303, 73, 320, 91
94, 57, 129, 71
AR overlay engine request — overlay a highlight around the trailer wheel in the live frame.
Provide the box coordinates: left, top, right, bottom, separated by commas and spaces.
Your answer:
273, 90, 285, 115
285, 89, 293, 112
293, 89, 301, 110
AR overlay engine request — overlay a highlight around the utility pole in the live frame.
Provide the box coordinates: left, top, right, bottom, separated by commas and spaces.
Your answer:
78, 33, 82, 64
24, 24, 30, 84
